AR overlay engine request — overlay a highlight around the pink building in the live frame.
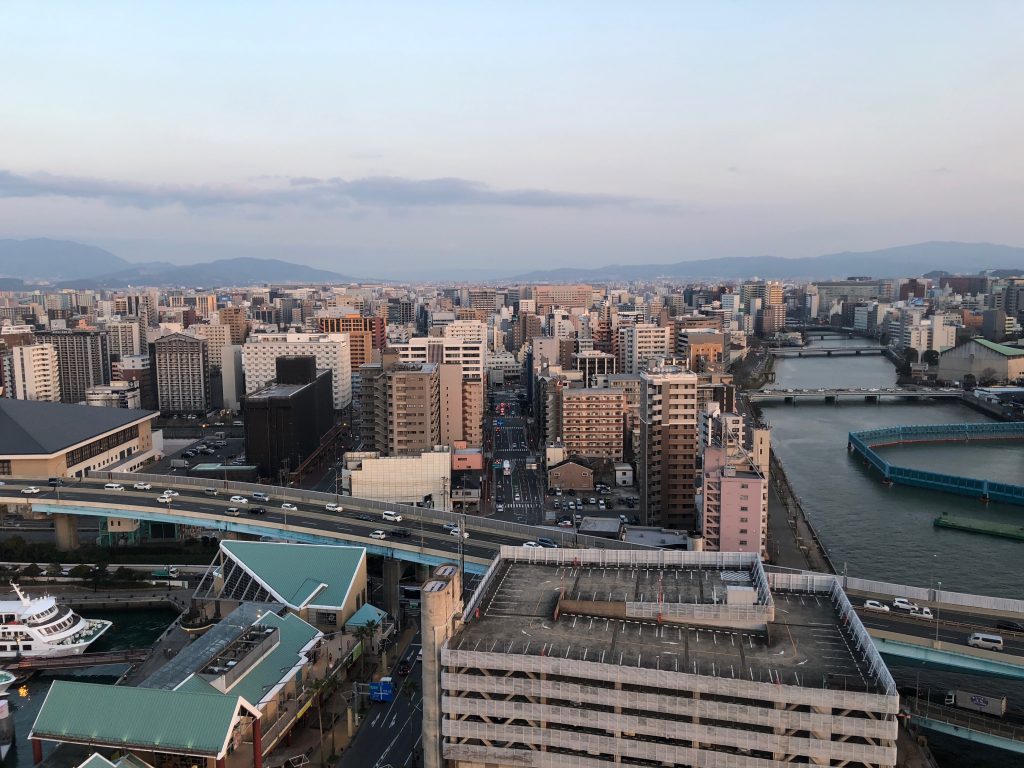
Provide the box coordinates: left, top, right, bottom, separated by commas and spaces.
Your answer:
699, 445, 767, 557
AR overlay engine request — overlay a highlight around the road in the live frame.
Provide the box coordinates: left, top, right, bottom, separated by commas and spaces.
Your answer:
489, 392, 545, 526
339, 639, 423, 768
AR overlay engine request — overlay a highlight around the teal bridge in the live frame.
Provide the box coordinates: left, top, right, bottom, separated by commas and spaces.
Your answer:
848, 423, 1024, 505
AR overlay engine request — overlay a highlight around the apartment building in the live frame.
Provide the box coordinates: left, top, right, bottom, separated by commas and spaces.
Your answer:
617, 323, 672, 374
85, 380, 142, 409
560, 387, 626, 460
217, 305, 249, 344
425, 548, 898, 768
531, 284, 593, 314
153, 333, 211, 415
699, 445, 768, 556
11, 343, 61, 402
102, 319, 142, 360
37, 329, 111, 404
359, 357, 441, 456
188, 322, 232, 369
639, 364, 699, 529
242, 332, 352, 410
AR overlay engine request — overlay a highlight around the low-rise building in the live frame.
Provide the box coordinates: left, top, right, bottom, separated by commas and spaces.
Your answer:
546, 457, 594, 491
344, 448, 452, 509
937, 338, 1024, 385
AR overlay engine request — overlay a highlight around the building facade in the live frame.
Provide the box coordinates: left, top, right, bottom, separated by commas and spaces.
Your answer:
560, 388, 625, 460
242, 332, 352, 410
153, 333, 211, 415
11, 343, 61, 402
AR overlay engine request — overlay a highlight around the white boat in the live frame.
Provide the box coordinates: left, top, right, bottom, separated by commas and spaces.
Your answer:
0, 671, 13, 696
0, 584, 111, 659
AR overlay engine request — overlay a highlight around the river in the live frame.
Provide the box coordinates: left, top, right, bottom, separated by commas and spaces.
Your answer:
7, 607, 177, 768
763, 338, 1024, 768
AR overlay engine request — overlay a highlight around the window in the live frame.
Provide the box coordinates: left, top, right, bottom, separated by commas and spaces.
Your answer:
315, 611, 337, 627
738, 540, 747, 546
739, 528, 748, 534
739, 517, 748, 523
0, 460, 10, 476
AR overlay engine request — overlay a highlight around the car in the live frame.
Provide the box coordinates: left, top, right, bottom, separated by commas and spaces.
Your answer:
230, 496, 248, 504
104, 483, 125, 491
495, 503, 505, 512
598, 500, 606, 509
48, 478, 65, 486
325, 502, 343, 512
133, 482, 152, 490
892, 598, 919, 612
522, 541, 542, 548
909, 607, 934, 619
619, 514, 630, 523
21, 487, 40, 495
369, 530, 387, 540
391, 528, 412, 538
281, 503, 298, 511
589, 497, 597, 505
863, 600, 890, 612
204, 488, 219, 496
383, 510, 403, 522
226, 507, 242, 516
554, 488, 562, 496
557, 519, 574, 528
449, 528, 469, 539
514, 494, 522, 501
163, 490, 180, 497
442, 522, 460, 532
156, 494, 173, 503
996, 620, 1024, 633
397, 663, 411, 676
537, 537, 559, 548
354, 513, 374, 522
249, 506, 267, 515
251, 492, 270, 502
0, 481, 4, 486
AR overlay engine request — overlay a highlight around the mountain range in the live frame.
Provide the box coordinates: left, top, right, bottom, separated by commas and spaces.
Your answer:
3, 238, 1024, 286
0, 239, 354, 287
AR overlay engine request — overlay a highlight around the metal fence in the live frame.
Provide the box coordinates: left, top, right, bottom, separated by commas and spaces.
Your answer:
843, 576, 1024, 615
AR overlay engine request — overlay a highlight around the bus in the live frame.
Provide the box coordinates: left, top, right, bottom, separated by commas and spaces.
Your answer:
503, 459, 512, 476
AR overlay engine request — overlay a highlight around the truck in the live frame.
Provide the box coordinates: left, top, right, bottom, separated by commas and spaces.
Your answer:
170, 459, 190, 469
944, 689, 1007, 717
503, 459, 512, 476
151, 567, 180, 579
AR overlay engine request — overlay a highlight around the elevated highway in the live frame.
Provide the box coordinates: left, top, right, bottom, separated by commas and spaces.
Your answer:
748, 387, 964, 403
0, 474, 643, 575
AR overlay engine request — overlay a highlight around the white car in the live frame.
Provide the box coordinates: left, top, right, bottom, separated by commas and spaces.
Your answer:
442, 523, 459, 532
133, 482, 152, 490
230, 495, 248, 504
909, 607, 934, 619
226, 507, 241, 516
863, 600, 890, 613
522, 541, 542, 549
156, 494, 173, 504
449, 528, 469, 539
369, 530, 387, 540
104, 483, 125, 491
21, 486, 40, 495
163, 490, 180, 497
892, 598, 919, 612
383, 510, 403, 522
325, 502, 343, 512
281, 503, 297, 511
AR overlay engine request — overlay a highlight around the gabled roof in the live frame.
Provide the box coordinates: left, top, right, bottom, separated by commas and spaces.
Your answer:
220, 541, 363, 609
77, 756, 117, 768
31, 681, 252, 757
547, 456, 595, 472
972, 338, 1024, 357
345, 603, 388, 630
0, 399, 156, 456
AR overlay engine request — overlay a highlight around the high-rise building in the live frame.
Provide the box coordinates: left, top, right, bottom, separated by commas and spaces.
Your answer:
424, 547, 898, 768
699, 445, 768, 556
11, 343, 61, 402
532, 284, 593, 314
639, 363, 698, 528
153, 333, 210, 415
359, 356, 441, 456
242, 332, 352, 410
103, 319, 142, 361
617, 323, 672, 374
113, 354, 156, 410
217, 305, 249, 344
560, 387, 625, 460
37, 329, 110, 404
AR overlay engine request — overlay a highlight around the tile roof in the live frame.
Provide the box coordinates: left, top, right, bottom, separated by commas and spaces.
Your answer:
0, 399, 155, 456
220, 541, 363, 609
31, 681, 245, 757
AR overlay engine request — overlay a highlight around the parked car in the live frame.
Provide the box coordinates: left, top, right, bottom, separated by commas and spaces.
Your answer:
369, 530, 387, 540
557, 519, 574, 528
863, 600, 890, 613
230, 495, 248, 504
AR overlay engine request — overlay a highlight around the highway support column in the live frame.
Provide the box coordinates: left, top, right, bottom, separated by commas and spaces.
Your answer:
54, 514, 79, 552
383, 558, 403, 622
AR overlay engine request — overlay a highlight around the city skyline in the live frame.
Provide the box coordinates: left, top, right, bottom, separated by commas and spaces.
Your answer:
3, 3, 1023, 275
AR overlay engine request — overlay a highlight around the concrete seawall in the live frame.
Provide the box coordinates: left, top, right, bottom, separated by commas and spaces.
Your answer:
767, 451, 836, 574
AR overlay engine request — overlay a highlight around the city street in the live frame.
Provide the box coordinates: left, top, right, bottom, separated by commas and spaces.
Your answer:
488, 391, 546, 525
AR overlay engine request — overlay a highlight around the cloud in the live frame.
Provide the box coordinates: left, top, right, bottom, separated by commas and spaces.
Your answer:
0, 169, 660, 212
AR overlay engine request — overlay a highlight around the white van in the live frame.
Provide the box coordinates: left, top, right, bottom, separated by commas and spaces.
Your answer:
383, 510, 403, 522
967, 632, 1004, 651
104, 483, 124, 491
252, 492, 270, 502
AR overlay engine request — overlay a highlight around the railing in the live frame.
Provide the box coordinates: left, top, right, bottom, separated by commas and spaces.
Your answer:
842, 576, 1024, 615
848, 424, 1024, 506
904, 696, 1024, 743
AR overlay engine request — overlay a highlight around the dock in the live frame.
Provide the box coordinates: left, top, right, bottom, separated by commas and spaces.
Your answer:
934, 514, 1024, 542
4, 649, 151, 672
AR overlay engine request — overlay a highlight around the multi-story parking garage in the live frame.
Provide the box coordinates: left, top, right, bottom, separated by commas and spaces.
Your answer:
423, 548, 898, 768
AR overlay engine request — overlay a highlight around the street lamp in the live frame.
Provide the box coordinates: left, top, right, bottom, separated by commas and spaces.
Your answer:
935, 581, 941, 643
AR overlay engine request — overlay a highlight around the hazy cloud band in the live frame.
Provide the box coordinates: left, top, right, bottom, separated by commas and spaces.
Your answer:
0, 170, 653, 211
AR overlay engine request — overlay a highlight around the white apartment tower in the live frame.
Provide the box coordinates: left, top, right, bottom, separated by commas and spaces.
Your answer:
11, 344, 61, 402
241, 332, 352, 410
617, 322, 672, 374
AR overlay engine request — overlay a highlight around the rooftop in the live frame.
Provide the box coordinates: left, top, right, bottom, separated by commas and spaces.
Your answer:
453, 551, 886, 694
220, 541, 363, 609
0, 399, 156, 456
972, 338, 1024, 357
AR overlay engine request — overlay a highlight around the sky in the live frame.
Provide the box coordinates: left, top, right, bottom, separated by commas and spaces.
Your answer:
1, 2, 1023, 278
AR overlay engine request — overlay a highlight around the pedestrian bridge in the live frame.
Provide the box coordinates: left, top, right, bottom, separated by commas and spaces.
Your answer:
749, 387, 963, 403
849, 423, 1024, 505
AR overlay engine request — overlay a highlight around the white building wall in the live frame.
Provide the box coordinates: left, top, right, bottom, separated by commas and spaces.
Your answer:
346, 449, 452, 509
241, 332, 352, 409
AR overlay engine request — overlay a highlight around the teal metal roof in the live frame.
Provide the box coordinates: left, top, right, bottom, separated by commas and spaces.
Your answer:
221, 541, 364, 609
973, 338, 1024, 357
77, 755, 117, 768
225, 612, 320, 705
31, 681, 246, 756
345, 603, 387, 630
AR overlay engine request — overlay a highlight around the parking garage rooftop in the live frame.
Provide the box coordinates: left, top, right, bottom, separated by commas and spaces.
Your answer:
452, 548, 890, 693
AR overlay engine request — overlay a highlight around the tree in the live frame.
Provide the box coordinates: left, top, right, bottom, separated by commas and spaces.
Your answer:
979, 367, 999, 386
21, 563, 41, 579
69, 564, 92, 579
113, 566, 136, 583
904, 347, 920, 364
922, 350, 940, 366
46, 562, 63, 576
90, 563, 109, 592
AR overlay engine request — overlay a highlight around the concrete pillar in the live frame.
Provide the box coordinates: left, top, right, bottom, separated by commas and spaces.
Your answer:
415, 564, 430, 583
347, 706, 355, 738
382, 558, 403, 619
54, 514, 79, 552
252, 717, 263, 768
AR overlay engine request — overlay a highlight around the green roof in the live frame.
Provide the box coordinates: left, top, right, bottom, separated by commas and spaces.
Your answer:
77, 756, 117, 768
345, 603, 387, 630
175, 614, 319, 705
221, 541, 364, 609
31, 681, 247, 757
973, 338, 1024, 357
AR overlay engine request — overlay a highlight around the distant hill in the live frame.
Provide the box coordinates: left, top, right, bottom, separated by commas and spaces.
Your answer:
0, 238, 354, 286
513, 242, 1024, 281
